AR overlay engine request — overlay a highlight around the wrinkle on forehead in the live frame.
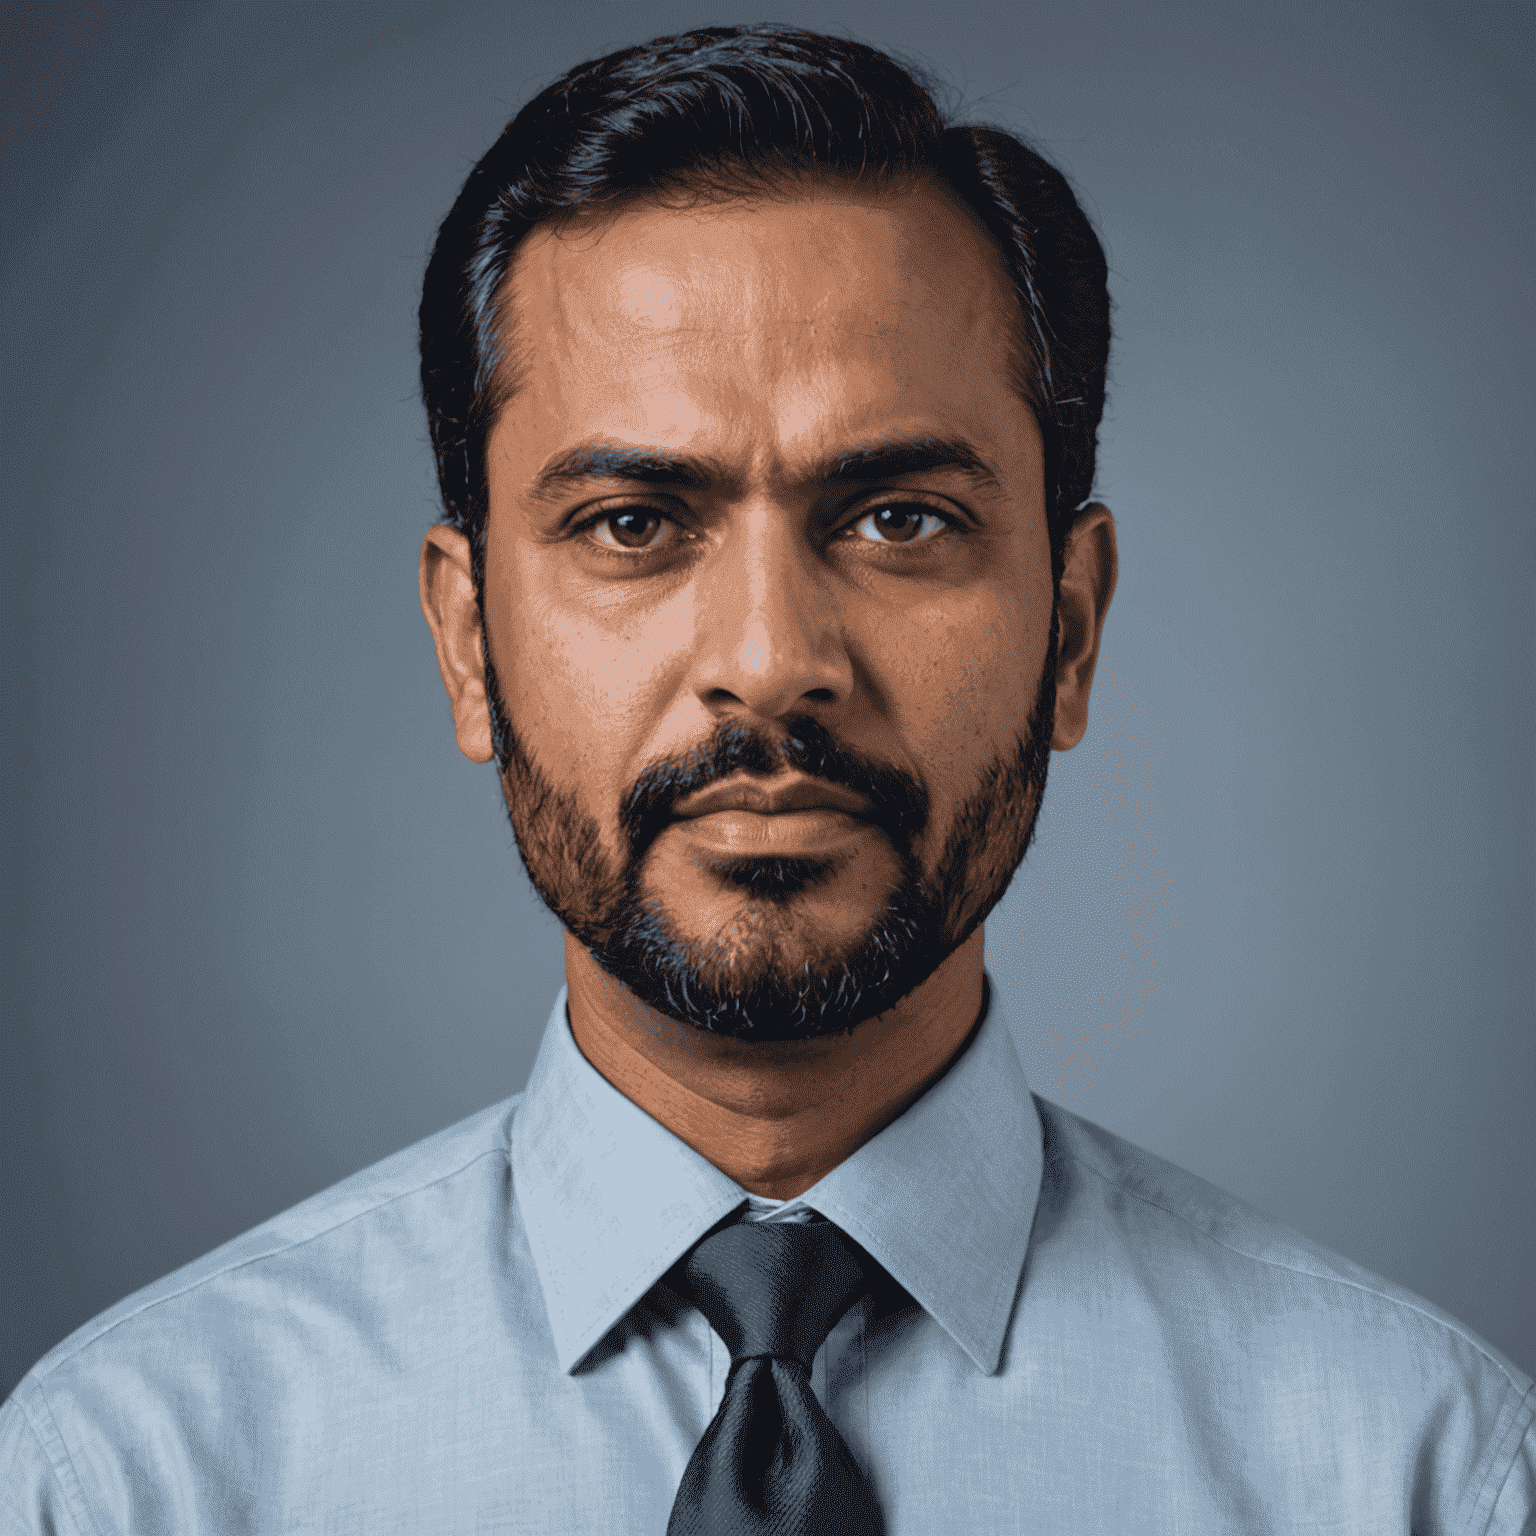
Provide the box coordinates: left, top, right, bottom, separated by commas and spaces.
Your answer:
495, 178, 1024, 422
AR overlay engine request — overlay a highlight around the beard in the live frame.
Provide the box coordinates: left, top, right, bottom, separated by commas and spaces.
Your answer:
484, 613, 1057, 1043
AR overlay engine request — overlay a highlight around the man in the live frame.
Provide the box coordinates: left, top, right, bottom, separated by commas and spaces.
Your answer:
2, 23, 1530, 1534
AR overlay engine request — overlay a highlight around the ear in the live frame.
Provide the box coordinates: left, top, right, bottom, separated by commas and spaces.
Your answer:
1050, 503, 1118, 750
419, 524, 496, 764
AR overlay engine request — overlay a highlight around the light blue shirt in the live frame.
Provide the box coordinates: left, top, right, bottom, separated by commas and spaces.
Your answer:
3, 985, 1532, 1533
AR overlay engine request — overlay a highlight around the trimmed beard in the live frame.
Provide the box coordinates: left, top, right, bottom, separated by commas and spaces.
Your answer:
484, 608, 1057, 1042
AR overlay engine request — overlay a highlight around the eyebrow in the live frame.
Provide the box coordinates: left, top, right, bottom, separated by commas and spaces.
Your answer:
823, 437, 1000, 489
527, 434, 1001, 504
529, 446, 725, 503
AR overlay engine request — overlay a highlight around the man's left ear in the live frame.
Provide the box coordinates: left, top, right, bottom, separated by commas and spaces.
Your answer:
1050, 502, 1117, 750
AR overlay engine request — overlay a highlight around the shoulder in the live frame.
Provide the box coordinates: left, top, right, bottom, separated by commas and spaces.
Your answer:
10, 1092, 525, 1397
1, 1092, 535, 1531
1035, 1093, 1530, 1391
1024, 1098, 1535, 1529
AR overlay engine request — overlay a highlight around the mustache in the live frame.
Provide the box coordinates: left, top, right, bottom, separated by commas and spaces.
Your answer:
617, 714, 929, 866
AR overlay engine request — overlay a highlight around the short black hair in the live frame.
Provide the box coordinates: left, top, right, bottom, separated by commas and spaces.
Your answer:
419, 23, 1110, 593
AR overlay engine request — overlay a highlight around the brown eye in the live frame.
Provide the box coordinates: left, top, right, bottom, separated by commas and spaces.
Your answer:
851, 504, 948, 544
593, 510, 666, 550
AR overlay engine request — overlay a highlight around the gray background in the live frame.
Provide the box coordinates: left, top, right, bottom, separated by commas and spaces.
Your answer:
3, 0, 1531, 1399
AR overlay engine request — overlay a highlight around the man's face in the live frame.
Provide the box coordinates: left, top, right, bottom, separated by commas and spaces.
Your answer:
478, 180, 1058, 1039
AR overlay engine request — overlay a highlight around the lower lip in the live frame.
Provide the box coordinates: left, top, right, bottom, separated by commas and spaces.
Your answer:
669, 809, 873, 856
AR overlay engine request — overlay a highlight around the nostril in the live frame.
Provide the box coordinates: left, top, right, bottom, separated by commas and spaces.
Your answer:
803, 688, 837, 702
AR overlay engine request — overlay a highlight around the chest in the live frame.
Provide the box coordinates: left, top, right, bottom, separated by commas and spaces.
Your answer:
259, 1296, 1407, 1536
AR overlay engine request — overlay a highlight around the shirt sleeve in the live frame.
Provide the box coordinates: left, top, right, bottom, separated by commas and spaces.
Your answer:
0, 1394, 91, 1536
1484, 1421, 1536, 1536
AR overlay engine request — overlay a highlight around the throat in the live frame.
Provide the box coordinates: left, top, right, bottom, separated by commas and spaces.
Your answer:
562, 928, 988, 1198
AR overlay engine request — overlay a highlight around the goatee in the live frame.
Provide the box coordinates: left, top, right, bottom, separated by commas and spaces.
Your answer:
484, 613, 1057, 1042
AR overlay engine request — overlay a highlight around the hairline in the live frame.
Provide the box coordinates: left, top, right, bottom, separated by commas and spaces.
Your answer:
475, 164, 1046, 454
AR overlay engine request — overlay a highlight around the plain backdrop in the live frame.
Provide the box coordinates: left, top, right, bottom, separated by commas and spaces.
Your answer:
2, 0, 1531, 1399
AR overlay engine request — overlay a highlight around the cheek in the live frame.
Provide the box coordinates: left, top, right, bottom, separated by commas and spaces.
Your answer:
882, 581, 1047, 787
487, 548, 691, 787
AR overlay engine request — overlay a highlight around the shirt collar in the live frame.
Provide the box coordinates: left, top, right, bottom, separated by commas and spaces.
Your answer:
511, 978, 1043, 1376
803, 982, 1043, 1375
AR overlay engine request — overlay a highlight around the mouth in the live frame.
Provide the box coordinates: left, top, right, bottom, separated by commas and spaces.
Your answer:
670, 774, 872, 821
667, 775, 876, 858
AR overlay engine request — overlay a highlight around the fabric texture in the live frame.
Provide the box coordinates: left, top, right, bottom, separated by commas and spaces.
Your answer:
666, 1222, 885, 1535
2, 983, 1532, 1535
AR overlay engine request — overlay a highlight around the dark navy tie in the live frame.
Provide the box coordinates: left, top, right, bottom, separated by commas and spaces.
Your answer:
666, 1220, 885, 1535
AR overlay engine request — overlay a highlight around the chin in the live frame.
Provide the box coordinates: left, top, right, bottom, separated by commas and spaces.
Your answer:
587, 862, 952, 1043
699, 854, 841, 903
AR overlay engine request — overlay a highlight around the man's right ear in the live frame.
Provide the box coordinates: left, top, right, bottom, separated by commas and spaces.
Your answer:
418, 524, 496, 765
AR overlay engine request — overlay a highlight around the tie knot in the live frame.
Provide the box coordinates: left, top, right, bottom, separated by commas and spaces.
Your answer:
675, 1220, 871, 1370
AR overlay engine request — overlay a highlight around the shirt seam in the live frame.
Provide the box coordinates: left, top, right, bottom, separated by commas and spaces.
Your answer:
516, 1142, 579, 1359
977, 1168, 1037, 1371
1467, 1387, 1536, 1536
23, 1143, 511, 1388
1063, 1147, 1531, 1398
15, 1383, 105, 1536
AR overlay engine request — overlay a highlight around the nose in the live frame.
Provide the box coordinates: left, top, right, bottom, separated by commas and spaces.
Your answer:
690, 505, 853, 722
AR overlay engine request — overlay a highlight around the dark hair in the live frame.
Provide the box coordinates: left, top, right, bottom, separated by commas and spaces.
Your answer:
419, 24, 1109, 593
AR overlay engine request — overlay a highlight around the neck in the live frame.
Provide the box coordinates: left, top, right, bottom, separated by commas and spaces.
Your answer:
562, 928, 986, 1200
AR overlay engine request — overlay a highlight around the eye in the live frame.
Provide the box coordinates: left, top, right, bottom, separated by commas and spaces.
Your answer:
849, 503, 951, 545
587, 509, 672, 551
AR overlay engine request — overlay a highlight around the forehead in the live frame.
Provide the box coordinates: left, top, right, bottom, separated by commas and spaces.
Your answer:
494, 180, 1031, 475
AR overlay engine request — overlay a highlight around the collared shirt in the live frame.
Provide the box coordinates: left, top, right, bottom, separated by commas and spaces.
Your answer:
3, 985, 1532, 1534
